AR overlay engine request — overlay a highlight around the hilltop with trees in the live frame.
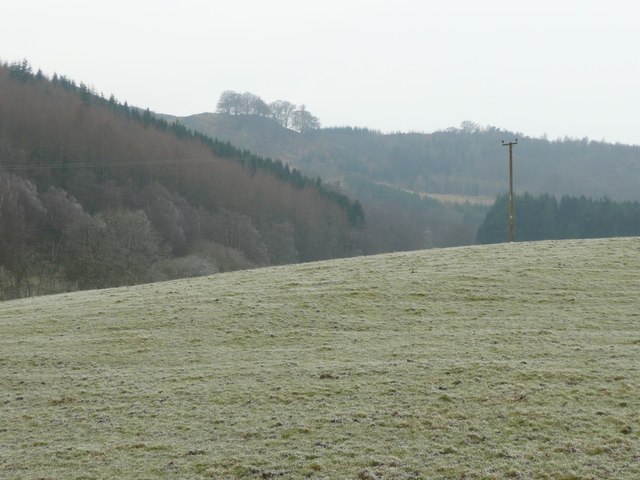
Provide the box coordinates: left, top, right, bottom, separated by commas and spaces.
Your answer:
216, 90, 320, 132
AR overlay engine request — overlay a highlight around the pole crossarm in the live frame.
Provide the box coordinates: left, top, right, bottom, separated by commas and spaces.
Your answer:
502, 139, 518, 242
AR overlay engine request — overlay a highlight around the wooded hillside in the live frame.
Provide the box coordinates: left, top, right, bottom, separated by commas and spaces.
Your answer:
164, 113, 491, 251
163, 110, 640, 252
172, 114, 640, 202
0, 61, 365, 299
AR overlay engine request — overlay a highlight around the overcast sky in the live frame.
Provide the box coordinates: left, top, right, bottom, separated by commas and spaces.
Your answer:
3, 0, 639, 144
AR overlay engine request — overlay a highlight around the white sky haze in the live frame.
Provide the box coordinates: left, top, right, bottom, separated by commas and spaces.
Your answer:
2, 0, 639, 144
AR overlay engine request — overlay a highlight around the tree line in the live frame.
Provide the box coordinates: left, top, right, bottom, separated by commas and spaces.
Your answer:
0, 60, 364, 300
476, 192, 640, 244
216, 90, 320, 132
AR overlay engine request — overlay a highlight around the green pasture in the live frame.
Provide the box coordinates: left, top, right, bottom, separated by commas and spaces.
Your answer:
1, 238, 639, 479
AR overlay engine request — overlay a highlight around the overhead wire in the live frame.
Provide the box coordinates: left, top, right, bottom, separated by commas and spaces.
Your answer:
0, 157, 219, 171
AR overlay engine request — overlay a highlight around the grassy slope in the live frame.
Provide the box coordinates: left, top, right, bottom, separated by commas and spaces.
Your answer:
1, 238, 639, 479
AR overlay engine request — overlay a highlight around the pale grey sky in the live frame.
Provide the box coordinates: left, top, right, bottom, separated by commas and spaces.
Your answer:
2, 0, 639, 144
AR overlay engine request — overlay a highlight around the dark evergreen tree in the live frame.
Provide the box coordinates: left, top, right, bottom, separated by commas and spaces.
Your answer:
477, 192, 640, 244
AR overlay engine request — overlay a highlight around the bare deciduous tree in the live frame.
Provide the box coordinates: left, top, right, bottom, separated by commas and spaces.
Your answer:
269, 100, 297, 128
291, 105, 320, 133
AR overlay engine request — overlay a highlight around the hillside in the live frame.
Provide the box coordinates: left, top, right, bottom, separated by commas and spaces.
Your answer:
164, 111, 640, 252
164, 113, 492, 251
0, 61, 365, 300
2, 237, 638, 478
166, 113, 640, 202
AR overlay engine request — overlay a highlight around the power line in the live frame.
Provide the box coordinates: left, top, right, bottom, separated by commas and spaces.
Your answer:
0, 157, 220, 172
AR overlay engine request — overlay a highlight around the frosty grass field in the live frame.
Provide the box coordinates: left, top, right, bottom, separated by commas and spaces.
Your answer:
1, 237, 639, 479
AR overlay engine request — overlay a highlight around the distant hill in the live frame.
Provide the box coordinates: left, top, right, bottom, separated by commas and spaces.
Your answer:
160, 111, 640, 251
2, 237, 639, 478
164, 113, 640, 202
157, 112, 303, 162
162, 113, 496, 251
0, 60, 365, 299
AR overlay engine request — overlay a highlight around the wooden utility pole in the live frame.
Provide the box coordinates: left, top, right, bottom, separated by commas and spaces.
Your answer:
502, 139, 518, 242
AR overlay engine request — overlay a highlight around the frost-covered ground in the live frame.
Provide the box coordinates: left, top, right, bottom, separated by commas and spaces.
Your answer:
1, 238, 639, 479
